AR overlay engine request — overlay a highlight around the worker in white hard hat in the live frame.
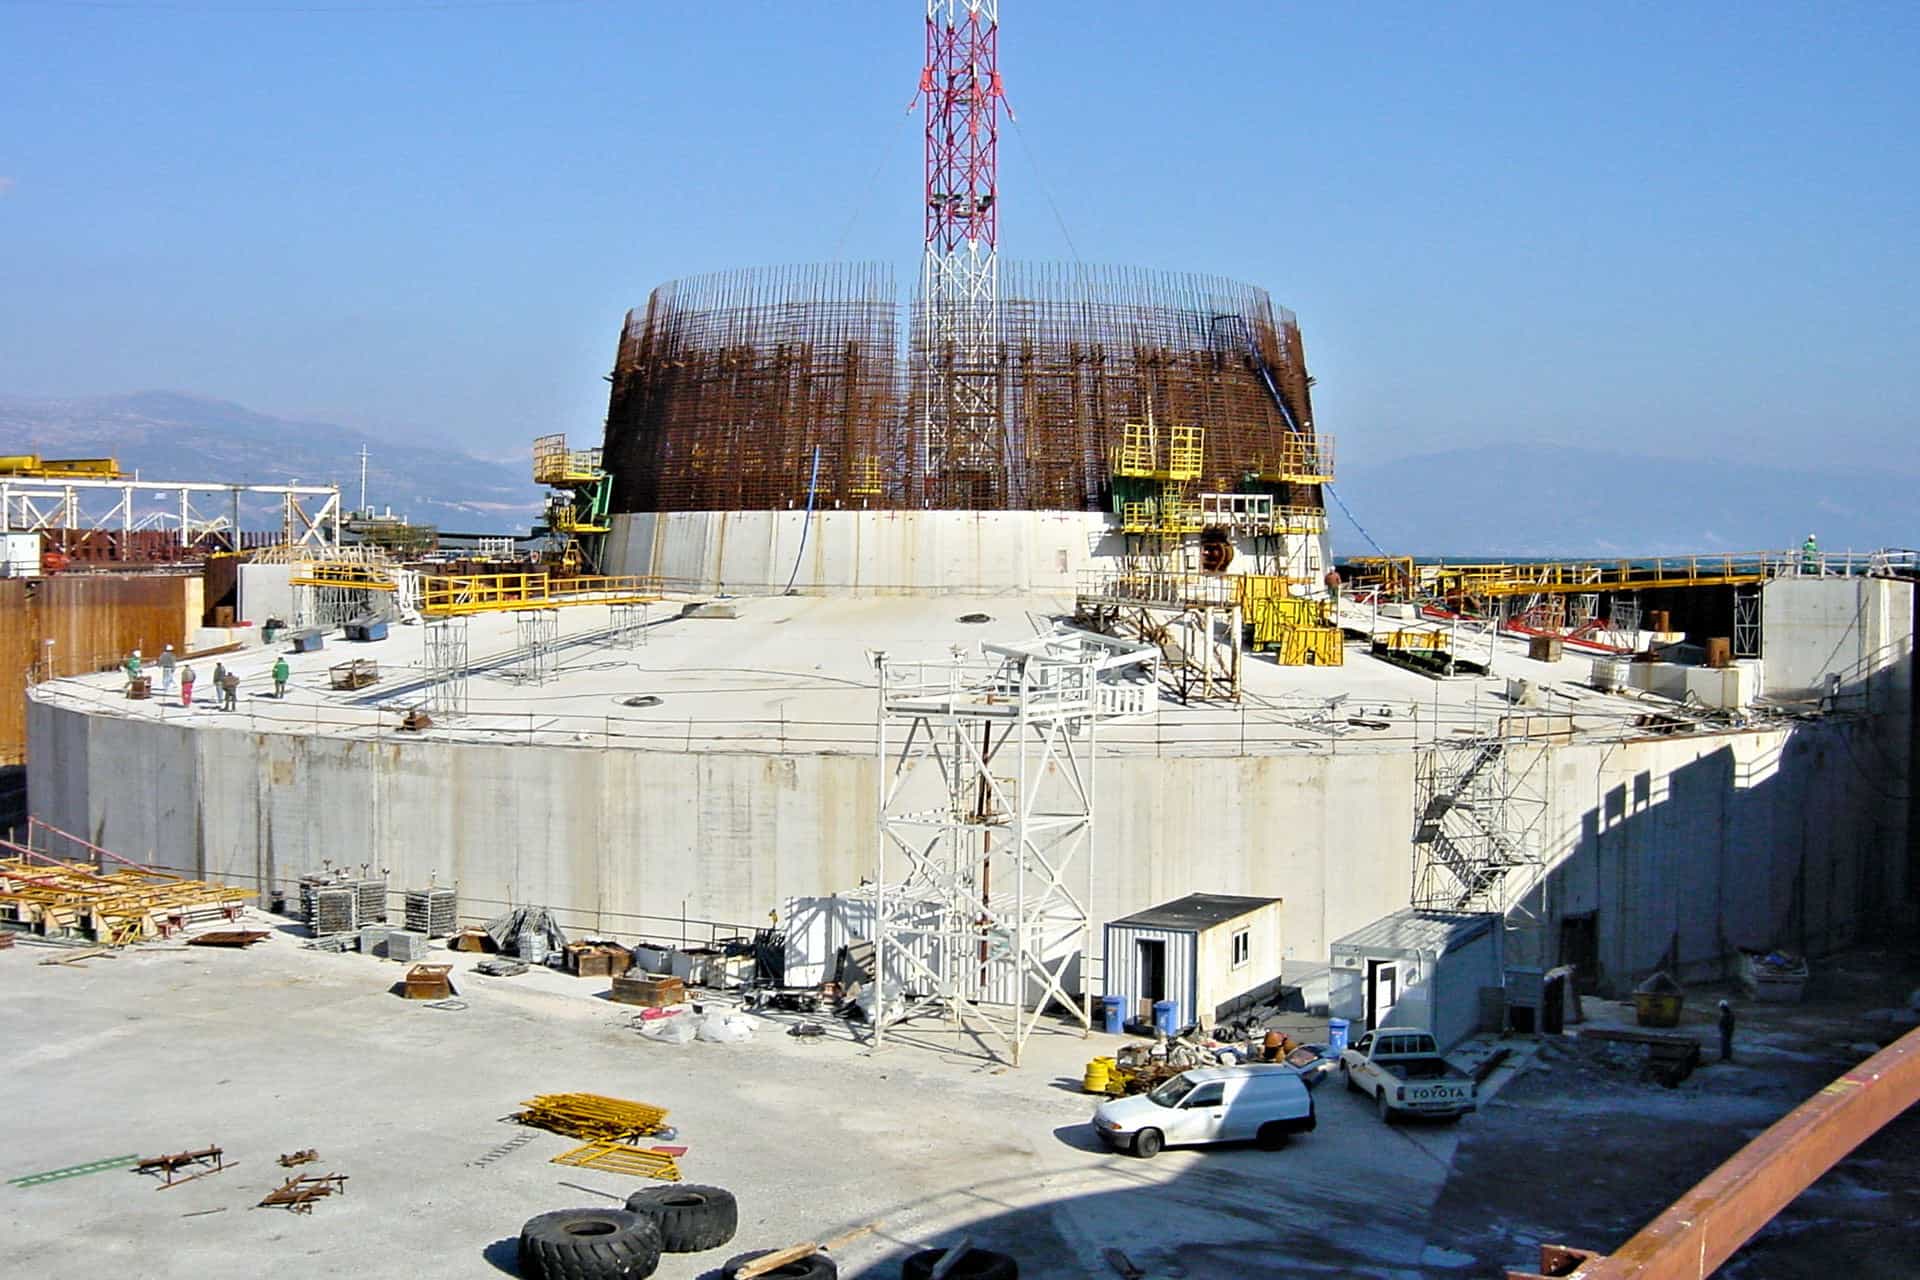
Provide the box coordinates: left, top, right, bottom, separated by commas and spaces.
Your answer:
123, 648, 142, 691
1801, 532, 1819, 575
157, 644, 177, 693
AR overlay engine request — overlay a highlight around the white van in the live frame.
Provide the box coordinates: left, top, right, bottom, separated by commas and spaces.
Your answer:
1091, 1064, 1316, 1158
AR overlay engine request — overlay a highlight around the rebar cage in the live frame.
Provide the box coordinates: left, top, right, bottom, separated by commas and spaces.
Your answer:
602, 261, 1324, 515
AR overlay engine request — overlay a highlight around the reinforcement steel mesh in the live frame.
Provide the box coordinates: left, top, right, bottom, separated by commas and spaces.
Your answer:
604, 261, 1321, 514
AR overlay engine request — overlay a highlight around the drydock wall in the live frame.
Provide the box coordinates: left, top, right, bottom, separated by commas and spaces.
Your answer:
604, 509, 1330, 596
26, 699, 1906, 994
24, 705, 1407, 971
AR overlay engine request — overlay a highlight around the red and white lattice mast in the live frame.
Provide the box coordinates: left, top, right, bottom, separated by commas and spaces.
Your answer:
920, 0, 1006, 505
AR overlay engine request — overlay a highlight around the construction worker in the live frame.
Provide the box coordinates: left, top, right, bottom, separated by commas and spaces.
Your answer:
179, 664, 196, 708
272, 656, 290, 699
1801, 532, 1819, 576
1718, 999, 1736, 1062
157, 644, 177, 693
220, 669, 240, 712
123, 648, 142, 690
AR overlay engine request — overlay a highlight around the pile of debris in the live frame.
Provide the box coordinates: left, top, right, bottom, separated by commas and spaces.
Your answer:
486, 905, 568, 963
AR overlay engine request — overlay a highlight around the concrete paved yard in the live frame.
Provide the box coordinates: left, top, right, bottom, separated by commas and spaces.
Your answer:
4, 926, 1914, 1278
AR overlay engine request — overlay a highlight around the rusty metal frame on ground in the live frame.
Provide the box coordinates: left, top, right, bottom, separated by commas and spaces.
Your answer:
1507, 1025, 1920, 1279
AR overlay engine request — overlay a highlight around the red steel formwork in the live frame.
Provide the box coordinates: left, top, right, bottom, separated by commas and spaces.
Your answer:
602, 261, 1323, 515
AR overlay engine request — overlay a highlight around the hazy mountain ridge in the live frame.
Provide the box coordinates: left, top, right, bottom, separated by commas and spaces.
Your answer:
1327, 444, 1914, 560
0, 391, 543, 533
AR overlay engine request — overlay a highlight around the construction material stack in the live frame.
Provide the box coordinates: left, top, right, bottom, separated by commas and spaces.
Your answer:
404, 886, 457, 938
299, 874, 360, 937
356, 875, 387, 926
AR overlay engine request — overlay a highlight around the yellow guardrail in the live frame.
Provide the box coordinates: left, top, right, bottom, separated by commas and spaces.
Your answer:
289, 563, 398, 591
532, 433, 604, 486
1255, 434, 1334, 483
419, 572, 663, 617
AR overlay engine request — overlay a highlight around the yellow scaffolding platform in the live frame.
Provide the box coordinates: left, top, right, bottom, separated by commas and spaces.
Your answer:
419, 572, 663, 617
1119, 497, 1205, 535
1111, 417, 1203, 481
532, 434, 605, 487
1254, 435, 1335, 485
546, 502, 610, 536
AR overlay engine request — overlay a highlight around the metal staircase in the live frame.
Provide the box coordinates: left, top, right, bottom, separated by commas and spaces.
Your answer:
1412, 736, 1548, 913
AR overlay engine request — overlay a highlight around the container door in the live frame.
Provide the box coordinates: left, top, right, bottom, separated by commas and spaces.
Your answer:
1136, 938, 1167, 1023
1367, 960, 1399, 1030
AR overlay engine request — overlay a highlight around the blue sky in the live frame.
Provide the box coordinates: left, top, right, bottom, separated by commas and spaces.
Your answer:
2, 1, 1915, 468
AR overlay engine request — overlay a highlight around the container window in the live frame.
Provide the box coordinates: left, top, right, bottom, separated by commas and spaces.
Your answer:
1231, 928, 1250, 968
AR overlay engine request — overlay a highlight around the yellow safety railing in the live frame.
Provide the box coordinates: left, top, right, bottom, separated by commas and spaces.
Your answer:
289, 563, 398, 591
1111, 421, 1159, 478
419, 572, 663, 617
1377, 629, 1450, 653
1256, 434, 1334, 484
532, 434, 604, 486
1077, 569, 1239, 608
1433, 553, 1776, 600
1111, 417, 1205, 481
1165, 424, 1203, 480
547, 502, 610, 535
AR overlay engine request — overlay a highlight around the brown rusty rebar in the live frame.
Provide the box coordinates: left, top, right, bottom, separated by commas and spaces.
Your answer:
602, 261, 1321, 515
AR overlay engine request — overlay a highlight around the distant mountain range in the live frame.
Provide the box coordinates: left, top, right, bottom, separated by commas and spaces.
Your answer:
0, 391, 543, 534
3, 397, 1907, 557
1326, 444, 1915, 560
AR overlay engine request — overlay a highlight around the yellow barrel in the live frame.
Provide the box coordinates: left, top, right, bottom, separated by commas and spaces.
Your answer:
1082, 1057, 1113, 1093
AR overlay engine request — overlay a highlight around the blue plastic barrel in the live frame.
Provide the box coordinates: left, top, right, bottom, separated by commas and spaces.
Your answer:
1101, 995, 1126, 1035
1152, 999, 1178, 1036
1327, 1016, 1351, 1056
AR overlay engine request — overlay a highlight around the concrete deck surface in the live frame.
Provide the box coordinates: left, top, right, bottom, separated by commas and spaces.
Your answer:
35, 590, 1678, 754
1, 923, 1531, 1279
6, 925, 1918, 1278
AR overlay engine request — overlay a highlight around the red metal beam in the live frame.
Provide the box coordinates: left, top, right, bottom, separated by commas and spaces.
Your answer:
1509, 1024, 1920, 1279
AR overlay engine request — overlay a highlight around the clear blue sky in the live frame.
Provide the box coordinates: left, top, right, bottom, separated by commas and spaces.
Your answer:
2, 1, 1915, 469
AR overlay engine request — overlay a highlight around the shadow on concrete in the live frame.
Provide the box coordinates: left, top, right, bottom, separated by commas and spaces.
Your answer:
479, 1236, 518, 1275
1527, 721, 1902, 996
1049, 1122, 1107, 1154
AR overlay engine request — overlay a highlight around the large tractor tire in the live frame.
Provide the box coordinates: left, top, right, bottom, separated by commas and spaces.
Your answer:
623, 1183, 738, 1253
517, 1208, 662, 1280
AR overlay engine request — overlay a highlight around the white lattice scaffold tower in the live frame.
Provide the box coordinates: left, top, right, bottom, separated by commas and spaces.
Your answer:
865, 627, 1157, 1065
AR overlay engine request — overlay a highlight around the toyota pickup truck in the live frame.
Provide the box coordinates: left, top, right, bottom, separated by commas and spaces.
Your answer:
1338, 1027, 1476, 1122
